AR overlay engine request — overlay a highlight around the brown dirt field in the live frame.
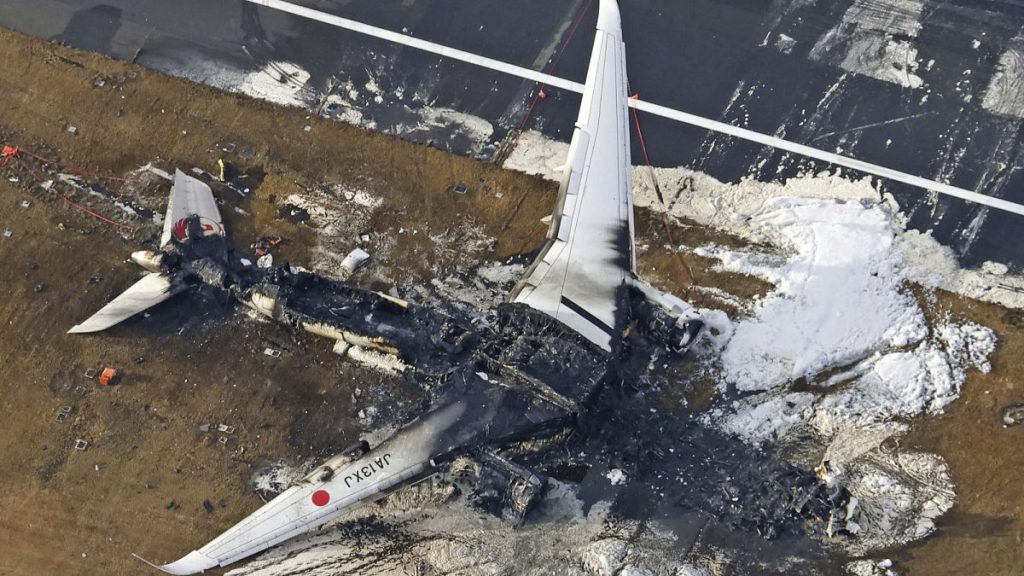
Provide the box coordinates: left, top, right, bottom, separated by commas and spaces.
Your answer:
0, 27, 1021, 576
900, 294, 1024, 576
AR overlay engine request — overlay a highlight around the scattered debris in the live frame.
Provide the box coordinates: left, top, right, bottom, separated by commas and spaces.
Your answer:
166, 499, 177, 510
73, 385, 87, 396
33, 283, 46, 293
250, 236, 282, 256
263, 348, 282, 358
1002, 403, 1024, 426
332, 340, 350, 356
340, 247, 371, 274
240, 258, 253, 267
202, 499, 214, 514
359, 232, 372, 243
83, 368, 97, 379
218, 436, 229, 446
98, 367, 118, 386
257, 254, 273, 268
198, 424, 211, 433
605, 469, 628, 486
74, 439, 88, 451
88, 276, 102, 284
66, 125, 78, 135
452, 183, 468, 195
346, 345, 408, 373
20, 200, 30, 208
55, 406, 72, 423
217, 424, 235, 434
2, 229, 11, 239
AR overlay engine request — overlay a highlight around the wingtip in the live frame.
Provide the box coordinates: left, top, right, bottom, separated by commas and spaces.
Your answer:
132, 551, 218, 575
132, 553, 169, 573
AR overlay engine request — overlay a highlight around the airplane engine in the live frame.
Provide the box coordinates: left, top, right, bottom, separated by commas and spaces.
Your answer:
631, 281, 705, 354
130, 250, 166, 273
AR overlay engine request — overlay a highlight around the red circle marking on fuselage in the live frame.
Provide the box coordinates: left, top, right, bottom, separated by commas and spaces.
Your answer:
311, 490, 330, 507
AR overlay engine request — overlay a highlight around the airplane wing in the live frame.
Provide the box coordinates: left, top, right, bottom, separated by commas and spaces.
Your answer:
68, 273, 186, 334
143, 401, 468, 575
160, 169, 225, 248
508, 0, 633, 352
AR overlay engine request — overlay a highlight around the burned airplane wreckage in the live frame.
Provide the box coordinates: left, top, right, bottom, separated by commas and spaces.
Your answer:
69, 1, 856, 573
81, 193, 856, 574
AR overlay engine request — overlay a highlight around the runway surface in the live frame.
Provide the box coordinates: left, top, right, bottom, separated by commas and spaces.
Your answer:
2, 0, 1022, 268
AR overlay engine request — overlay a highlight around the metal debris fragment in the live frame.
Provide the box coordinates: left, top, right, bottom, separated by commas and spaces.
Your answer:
1002, 403, 1024, 426
263, 348, 281, 358
340, 247, 370, 274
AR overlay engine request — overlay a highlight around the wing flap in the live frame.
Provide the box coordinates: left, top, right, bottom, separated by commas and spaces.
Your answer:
68, 273, 184, 334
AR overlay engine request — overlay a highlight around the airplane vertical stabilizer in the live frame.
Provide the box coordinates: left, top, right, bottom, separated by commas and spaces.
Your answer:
510, 0, 633, 351
160, 169, 225, 248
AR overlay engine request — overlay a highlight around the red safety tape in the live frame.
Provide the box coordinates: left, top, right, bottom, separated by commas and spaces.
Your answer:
507, 0, 594, 151
627, 86, 696, 289
14, 155, 132, 230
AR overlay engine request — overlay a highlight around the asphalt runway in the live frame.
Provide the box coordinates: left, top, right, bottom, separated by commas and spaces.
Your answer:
1, 0, 1022, 268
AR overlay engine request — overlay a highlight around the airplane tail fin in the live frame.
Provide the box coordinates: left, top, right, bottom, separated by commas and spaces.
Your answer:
68, 273, 186, 334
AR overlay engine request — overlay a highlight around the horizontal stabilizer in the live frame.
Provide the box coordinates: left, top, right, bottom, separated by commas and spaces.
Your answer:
68, 273, 185, 334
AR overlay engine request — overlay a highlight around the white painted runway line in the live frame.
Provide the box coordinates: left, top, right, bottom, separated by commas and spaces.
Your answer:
245, 0, 1024, 217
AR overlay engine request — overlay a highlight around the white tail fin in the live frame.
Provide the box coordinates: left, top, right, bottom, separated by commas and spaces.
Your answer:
160, 170, 225, 248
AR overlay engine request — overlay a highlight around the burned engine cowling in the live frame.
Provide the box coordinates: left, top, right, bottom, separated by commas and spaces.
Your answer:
636, 304, 704, 354
629, 283, 705, 354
